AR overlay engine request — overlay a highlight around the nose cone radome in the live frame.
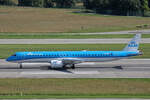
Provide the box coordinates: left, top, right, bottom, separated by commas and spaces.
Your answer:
6, 57, 12, 62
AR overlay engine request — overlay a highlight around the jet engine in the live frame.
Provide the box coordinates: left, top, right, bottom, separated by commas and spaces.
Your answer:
50, 60, 64, 68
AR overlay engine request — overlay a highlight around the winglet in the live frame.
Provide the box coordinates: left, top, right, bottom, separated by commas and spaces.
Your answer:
123, 34, 141, 51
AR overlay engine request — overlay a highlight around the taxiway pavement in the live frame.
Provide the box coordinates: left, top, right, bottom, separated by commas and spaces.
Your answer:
62, 29, 150, 35
77, 29, 150, 35
3, 98, 150, 100
0, 38, 150, 44
0, 59, 150, 78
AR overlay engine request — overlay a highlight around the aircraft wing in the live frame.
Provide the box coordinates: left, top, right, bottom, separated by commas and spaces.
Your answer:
61, 58, 83, 64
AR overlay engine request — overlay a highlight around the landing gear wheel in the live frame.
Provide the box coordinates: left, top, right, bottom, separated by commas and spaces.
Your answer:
71, 64, 75, 69
19, 63, 23, 69
62, 65, 66, 69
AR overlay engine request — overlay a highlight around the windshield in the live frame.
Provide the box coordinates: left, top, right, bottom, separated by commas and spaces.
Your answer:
12, 54, 16, 56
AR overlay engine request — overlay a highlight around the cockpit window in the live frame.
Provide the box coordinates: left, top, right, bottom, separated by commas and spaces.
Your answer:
12, 54, 16, 56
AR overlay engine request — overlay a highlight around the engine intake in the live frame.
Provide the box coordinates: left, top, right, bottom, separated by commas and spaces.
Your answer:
51, 60, 63, 68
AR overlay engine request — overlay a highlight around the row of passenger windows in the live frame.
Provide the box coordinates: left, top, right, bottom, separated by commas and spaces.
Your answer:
26, 53, 113, 57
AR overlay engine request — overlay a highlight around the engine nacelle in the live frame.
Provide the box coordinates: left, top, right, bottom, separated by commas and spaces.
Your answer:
50, 60, 64, 68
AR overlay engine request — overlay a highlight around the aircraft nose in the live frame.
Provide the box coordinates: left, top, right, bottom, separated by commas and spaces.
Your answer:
6, 57, 12, 62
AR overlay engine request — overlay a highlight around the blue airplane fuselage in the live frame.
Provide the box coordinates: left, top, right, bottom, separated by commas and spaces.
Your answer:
6, 51, 140, 63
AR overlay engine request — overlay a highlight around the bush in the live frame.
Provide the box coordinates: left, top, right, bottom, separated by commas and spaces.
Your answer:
149, 0, 150, 8
18, 0, 45, 7
44, 0, 54, 8
114, 0, 142, 16
32, 0, 44, 7
0, 0, 16, 5
76, 0, 83, 3
55, 0, 76, 8
144, 11, 150, 17
18, 0, 77, 8
18, 0, 32, 6
83, 0, 96, 9
83, 0, 149, 16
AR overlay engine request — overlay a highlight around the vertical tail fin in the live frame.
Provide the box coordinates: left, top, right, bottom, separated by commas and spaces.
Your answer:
123, 34, 141, 51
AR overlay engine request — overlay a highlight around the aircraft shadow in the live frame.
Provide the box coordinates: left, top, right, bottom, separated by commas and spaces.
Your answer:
51, 68, 73, 73
0, 65, 123, 70
75, 66, 123, 70
0, 66, 40, 69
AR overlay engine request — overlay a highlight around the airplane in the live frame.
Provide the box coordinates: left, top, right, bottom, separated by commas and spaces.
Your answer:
6, 34, 142, 69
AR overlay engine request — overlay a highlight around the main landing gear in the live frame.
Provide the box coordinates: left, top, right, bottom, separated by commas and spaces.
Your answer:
71, 64, 75, 69
19, 63, 23, 69
63, 64, 75, 69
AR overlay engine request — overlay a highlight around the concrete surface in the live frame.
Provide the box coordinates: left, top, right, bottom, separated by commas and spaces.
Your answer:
0, 59, 150, 78
0, 38, 150, 44
77, 29, 150, 35
2, 98, 150, 100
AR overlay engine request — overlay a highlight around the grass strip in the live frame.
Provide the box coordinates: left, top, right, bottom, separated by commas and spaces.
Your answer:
0, 34, 150, 39
0, 44, 149, 59
0, 95, 150, 99
0, 78, 149, 99
0, 7, 150, 33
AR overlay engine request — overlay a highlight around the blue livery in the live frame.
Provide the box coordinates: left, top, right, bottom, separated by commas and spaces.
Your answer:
6, 34, 142, 69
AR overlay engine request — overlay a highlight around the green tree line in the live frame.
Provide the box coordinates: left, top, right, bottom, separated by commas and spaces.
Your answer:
83, 0, 150, 16
0, 0, 16, 5
0, 0, 149, 16
0, 0, 76, 8
18, 0, 76, 8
